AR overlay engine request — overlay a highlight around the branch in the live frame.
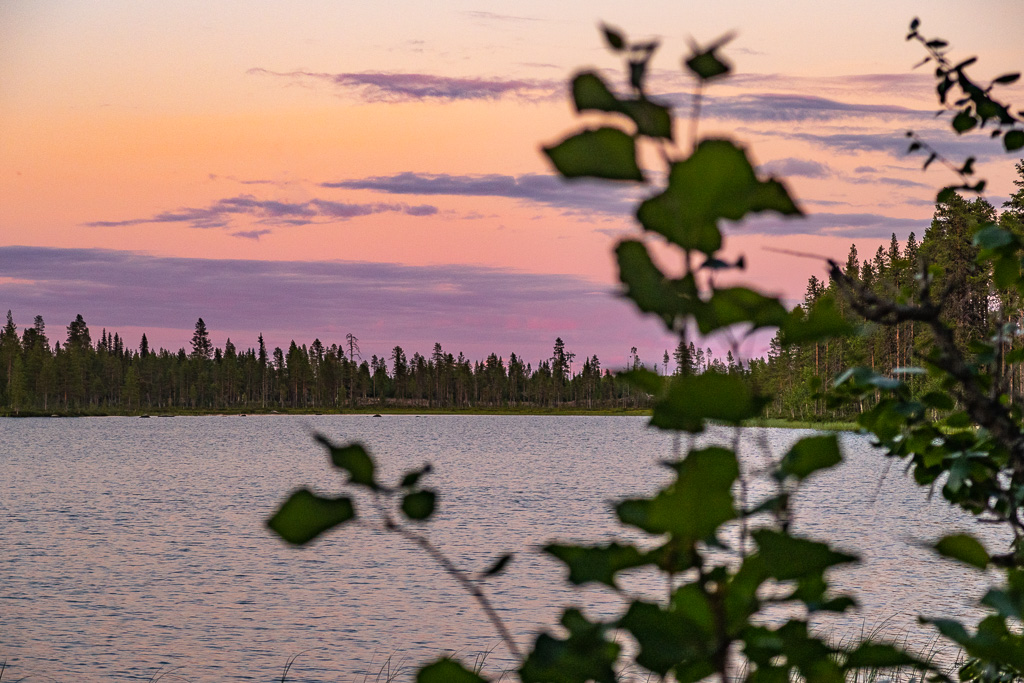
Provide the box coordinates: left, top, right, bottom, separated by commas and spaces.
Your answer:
829, 260, 1024, 471
393, 525, 524, 662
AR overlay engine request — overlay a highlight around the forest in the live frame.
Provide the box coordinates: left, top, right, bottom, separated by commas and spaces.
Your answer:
0, 314, 675, 413
754, 160, 1024, 421
2, 162, 1022, 417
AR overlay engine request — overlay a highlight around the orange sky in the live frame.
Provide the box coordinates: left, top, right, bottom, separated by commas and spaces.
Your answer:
2, 0, 1023, 364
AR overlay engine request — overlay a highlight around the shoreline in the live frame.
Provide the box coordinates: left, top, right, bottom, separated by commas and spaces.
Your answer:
0, 407, 859, 430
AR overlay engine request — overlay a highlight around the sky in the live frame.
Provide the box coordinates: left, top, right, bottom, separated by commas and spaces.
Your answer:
2, 0, 1023, 369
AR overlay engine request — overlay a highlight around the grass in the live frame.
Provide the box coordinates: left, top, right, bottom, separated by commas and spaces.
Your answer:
0, 405, 654, 418
3, 406, 868, 427
747, 418, 860, 431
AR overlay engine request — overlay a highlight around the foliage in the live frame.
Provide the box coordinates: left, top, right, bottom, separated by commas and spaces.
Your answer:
818, 21, 1024, 682
0, 322, 708, 414
263, 23, 976, 683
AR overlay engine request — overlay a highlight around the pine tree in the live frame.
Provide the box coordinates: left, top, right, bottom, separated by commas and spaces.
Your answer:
190, 318, 213, 360
844, 244, 860, 278
1, 311, 19, 405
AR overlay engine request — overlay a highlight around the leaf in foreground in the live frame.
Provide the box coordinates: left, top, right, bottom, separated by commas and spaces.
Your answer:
417, 658, 487, 683
267, 489, 355, 545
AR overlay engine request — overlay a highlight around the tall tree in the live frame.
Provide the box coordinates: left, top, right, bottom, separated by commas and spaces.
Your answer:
1, 311, 19, 404
190, 318, 213, 360
920, 193, 996, 347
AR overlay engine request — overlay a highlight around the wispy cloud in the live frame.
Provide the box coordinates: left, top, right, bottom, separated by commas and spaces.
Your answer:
742, 211, 927, 239
719, 72, 934, 98
770, 130, 1005, 159
83, 195, 438, 233
248, 68, 557, 103
462, 10, 540, 22
758, 157, 832, 179
695, 93, 930, 123
232, 229, 273, 241
0, 247, 676, 365
324, 172, 640, 215
846, 174, 931, 189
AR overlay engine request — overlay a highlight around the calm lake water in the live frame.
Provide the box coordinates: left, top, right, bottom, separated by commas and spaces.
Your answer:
1, 416, 1010, 681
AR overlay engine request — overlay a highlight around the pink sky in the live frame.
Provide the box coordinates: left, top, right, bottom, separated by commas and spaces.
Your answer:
2, 0, 1023, 368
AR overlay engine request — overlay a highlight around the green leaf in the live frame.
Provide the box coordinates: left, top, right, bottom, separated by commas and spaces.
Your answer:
778, 435, 842, 481
1005, 129, 1024, 152
544, 127, 643, 181
934, 533, 989, 569
651, 373, 769, 432
697, 287, 788, 335
980, 576, 1024, 619
636, 139, 801, 255
482, 553, 514, 577
974, 224, 1015, 250
601, 24, 625, 51
753, 530, 857, 581
952, 110, 977, 133
544, 542, 649, 588
572, 72, 620, 113
617, 367, 665, 395
845, 643, 920, 668
833, 367, 904, 392
780, 297, 854, 346
266, 489, 355, 545
615, 240, 698, 326
316, 436, 378, 490
520, 609, 619, 683
945, 412, 972, 428
619, 595, 717, 677
401, 490, 437, 520
685, 49, 731, 81
921, 391, 954, 410
569, 71, 672, 137
994, 255, 1020, 288
993, 73, 1021, 85
400, 463, 432, 489
927, 618, 970, 646
616, 447, 738, 543
417, 658, 487, 683
619, 98, 673, 139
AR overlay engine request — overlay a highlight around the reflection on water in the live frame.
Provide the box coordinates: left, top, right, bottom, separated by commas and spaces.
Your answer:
1, 416, 1008, 681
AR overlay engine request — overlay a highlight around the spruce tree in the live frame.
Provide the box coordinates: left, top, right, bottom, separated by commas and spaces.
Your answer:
190, 318, 213, 360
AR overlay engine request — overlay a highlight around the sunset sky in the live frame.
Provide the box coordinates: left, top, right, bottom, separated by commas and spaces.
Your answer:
2, 0, 1023, 368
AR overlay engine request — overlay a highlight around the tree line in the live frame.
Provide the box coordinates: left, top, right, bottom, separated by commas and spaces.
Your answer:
0, 314, 735, 414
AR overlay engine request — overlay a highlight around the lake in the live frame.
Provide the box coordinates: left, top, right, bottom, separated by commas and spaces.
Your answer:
0, 416, 1008, 681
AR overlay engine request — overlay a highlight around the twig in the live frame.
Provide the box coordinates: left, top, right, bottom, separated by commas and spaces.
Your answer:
393, 526, 524, 662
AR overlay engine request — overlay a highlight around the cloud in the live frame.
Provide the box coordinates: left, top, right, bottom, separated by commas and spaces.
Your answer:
803, 199, 851, 207
845, 174, 931, 189
324, 172, 640, 215
462, 10, 540, 22
0, 247, 678, 366
83, 194, 438, 233
661, 92, 931, 123
248, 68, 557, 103
770, 130, 1005, 159
232, 229, 272, 241
758, 157, 832, 179
720, 72, 934, 97
741, 211, 928, 239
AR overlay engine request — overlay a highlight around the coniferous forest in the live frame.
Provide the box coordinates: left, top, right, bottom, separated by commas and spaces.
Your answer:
753, 161, 1024, 421
3, 163, 1022, 417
